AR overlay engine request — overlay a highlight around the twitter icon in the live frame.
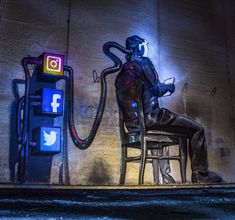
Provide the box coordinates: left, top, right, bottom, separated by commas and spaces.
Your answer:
43, 130, 57, 146
33, 127, 61, 154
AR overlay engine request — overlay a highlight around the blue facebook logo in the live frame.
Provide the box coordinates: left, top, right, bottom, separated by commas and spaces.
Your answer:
41, 88, 63, 115
39, 127, 61, 154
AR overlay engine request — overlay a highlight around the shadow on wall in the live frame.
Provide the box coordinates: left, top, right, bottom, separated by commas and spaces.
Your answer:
9, 79, 25, 182
87, 159, 112, 185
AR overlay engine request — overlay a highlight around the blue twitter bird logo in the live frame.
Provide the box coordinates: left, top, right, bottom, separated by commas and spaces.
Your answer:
43, 130, 57, 146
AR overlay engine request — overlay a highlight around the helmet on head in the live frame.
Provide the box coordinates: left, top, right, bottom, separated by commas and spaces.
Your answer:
126, 35, 148, 57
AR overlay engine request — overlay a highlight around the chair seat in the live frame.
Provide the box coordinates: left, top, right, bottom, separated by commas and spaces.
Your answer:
122, 131, 178, 149
146, 130, 188, 138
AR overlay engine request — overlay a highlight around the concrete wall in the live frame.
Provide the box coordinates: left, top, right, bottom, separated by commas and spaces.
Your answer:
157, 0, 235, 182
0, 0, 69, 183
0, 0, 234, 185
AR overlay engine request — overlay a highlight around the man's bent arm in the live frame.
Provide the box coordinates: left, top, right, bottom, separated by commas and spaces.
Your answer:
141, 58, 175, 97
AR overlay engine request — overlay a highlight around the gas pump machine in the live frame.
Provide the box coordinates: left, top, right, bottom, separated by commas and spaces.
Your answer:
17, 42, 131, 183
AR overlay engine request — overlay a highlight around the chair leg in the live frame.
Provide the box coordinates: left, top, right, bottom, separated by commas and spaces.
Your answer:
120, 146, 127, 185
139, 137, 147, 185
179, 137, 187, 183
151, 149, 160, 184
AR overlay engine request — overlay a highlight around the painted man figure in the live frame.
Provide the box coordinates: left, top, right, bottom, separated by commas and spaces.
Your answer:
115, 35, 222, 183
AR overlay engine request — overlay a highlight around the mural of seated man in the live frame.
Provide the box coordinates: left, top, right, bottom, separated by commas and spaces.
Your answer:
115, 35, 222, 183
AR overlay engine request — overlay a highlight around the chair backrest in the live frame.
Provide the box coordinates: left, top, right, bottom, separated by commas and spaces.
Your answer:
116, 80, 146, 144
136, 80, 146, 135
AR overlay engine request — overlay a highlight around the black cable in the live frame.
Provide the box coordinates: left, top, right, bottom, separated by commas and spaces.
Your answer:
65, 0, 72, 65
60, 0, 72, 185
65, 42, 131, 149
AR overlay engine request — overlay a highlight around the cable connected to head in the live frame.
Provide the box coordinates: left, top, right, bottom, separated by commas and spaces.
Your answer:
66, 42, 131, 149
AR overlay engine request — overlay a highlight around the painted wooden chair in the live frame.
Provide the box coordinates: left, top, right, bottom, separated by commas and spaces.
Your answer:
117, 81, 188, 185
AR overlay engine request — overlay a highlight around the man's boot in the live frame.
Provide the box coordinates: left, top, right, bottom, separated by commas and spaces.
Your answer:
192, 171, 222, 183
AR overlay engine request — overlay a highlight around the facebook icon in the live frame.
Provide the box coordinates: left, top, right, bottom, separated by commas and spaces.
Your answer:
40, 88, 63, 116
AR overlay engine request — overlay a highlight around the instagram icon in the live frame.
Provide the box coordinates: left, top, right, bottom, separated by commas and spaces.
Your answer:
42, 53, 64, 77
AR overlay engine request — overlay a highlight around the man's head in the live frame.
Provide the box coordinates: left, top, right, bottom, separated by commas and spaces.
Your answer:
126, 35, 149, 58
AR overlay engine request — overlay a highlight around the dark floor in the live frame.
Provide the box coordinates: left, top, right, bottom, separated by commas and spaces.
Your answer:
0, 184, 235, 219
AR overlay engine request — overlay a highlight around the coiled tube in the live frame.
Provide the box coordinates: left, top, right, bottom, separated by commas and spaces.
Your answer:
66, 42, 131, 149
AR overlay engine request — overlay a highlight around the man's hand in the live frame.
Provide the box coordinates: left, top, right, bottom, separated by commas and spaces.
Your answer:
166, 83, 175, 94
154, 82, 175, 97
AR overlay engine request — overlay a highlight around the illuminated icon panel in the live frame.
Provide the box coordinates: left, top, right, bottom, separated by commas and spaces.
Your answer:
40, 88, 63, 116
42, 53, 64, 76
34, 127, 61, 154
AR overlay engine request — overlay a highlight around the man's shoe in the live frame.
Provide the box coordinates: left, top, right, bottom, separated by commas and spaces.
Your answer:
192, 171, 222, 184
162, 174, 175, 184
